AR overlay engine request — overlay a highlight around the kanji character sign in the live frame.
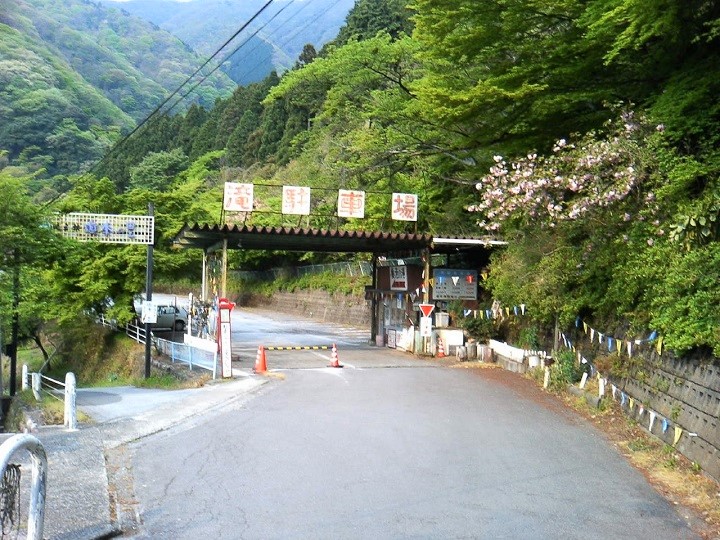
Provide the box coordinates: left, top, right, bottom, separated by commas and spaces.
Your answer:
282, 186, 311, 215
337, 189, 365, 218
224, 182, 254, 212
391, 193, 418, 222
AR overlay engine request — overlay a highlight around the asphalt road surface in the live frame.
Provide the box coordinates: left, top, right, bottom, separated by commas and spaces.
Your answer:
125, 310, 698, 539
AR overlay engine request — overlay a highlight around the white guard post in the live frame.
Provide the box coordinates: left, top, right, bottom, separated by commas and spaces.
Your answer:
217, 297, 235, 378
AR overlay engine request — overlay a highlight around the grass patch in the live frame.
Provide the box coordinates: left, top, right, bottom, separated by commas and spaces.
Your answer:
132, 373, 183, 389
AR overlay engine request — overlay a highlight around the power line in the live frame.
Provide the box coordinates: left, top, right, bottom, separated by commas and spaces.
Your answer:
162, 0, 298, 116
235, 0, 347, 82
85, 0, 276, 181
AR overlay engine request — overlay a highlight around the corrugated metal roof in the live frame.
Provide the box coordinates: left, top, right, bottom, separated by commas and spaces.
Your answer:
173, 224, 435, 254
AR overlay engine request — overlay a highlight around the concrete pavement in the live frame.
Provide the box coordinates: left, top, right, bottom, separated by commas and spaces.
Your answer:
0, 372, 267, 539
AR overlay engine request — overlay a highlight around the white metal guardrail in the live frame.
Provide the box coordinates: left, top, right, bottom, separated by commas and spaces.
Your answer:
0, 434, 47, 540
97, 314, 146, 344
154, 337, 218, 379
22, 367, 77, 431
96, 313, 219, 379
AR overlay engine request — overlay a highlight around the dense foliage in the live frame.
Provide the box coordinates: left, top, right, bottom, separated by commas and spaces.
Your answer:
2, 0, 720, 358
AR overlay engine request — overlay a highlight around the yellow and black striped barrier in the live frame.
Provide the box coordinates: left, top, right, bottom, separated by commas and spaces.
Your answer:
265, 345, 330, 351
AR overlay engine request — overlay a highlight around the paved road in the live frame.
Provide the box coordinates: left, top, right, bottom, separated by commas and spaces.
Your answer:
119, 311, 697, 539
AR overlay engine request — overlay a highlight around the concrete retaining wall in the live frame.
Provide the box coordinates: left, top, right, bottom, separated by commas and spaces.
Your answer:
249, 290, 372, 328
617, 353, 720, 482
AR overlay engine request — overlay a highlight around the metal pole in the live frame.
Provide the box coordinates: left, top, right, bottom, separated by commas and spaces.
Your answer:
64, 372, 77, 431
221, 238, 228, 299
370, 254, 378, 344
9, 252, 20, 396
144, 202, 154, 379
423, 248, 431, 354
201, 251, 208, 302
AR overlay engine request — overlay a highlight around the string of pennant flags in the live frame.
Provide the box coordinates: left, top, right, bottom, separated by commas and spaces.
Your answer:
461, 302, 663, 358
561, 316, 664, 357
605, 380, 697, 447
463, 304, 527, 320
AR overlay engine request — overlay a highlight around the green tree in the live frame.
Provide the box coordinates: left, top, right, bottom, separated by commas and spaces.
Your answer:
0, 172, 65, 389
334, 0, 413, 45
128, 148, 189, 191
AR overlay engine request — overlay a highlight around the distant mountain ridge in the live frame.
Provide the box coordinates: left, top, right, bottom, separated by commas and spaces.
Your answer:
0, 0, 236, 177
101, 0, 356, 84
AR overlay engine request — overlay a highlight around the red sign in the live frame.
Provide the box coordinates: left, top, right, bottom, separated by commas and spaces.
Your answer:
419, 303, 435, 318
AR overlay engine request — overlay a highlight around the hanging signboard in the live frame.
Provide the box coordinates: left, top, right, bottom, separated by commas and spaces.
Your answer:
224, 182, 254, 212
433, 269, 478, 300
282, 186, 311, 215
391, 193, 418, 222
53, 213, 154, 245
337, 189, 365, 218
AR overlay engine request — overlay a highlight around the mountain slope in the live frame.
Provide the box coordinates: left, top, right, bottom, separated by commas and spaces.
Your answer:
101, 0, 356, 84
0, 0, 236, 177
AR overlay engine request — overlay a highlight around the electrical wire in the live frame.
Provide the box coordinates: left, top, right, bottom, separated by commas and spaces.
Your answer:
235, 0, 347, 82
84, 0, 276, 181
162, 0, 298, 116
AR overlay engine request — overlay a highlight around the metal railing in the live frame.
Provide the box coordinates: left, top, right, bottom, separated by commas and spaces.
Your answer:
22, 367, 77, 431
95, 312, 219, 378
233, 260, 374, 281
97, 314, 146, 344
154, 337, 218, 379
0, 434, 47, 540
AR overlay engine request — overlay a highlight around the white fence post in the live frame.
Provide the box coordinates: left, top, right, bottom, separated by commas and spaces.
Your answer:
31, 372, 41, 401
64, 372, 77, 431
0, 434, 47, 540
22, 364, 29, 391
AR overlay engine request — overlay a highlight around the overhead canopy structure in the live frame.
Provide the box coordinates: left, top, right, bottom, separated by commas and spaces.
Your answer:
173, 223, 507, 343
173, 223, 505, 254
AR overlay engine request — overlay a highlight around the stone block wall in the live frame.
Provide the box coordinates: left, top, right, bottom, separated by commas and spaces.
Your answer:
248, 290, 372, 329
617, 353, 720, 482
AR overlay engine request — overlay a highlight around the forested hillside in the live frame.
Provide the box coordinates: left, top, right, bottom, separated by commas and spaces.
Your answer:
0, 0, 235, 180
102, 0, 356, 84
3, 0, 720, 361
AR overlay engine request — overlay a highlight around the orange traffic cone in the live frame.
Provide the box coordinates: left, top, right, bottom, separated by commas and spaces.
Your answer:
328, 343, 343, 368
437, 337, 446, 358
254, 345, 267, 373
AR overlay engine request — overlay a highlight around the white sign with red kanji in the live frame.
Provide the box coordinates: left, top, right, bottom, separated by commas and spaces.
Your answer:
337, 189, 365, 218
224, 182, 254, 212
391, 193, 418, 222
282, 186, 311, 215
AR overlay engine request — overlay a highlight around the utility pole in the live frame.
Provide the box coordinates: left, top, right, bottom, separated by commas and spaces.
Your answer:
144, 203, 154, 379
9, 251, 20, 396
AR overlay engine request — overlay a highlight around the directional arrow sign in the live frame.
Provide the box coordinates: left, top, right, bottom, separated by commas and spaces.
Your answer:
419, 303, 435, 318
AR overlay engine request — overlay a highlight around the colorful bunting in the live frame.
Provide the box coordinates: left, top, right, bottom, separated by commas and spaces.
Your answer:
673, 426, 683, 446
